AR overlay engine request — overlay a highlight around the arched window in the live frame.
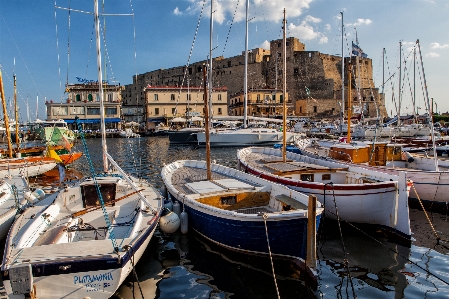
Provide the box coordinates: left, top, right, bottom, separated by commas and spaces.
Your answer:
88, 94, 93, 101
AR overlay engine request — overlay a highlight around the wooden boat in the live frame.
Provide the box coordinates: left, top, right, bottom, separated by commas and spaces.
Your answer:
1, 2, 163, 298
162, 159, 323, 277
237, 146, 411, 239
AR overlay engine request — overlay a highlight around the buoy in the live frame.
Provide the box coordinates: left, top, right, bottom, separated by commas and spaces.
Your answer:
173, 201, 181, 217
180, 211, 188, 234
32, 189, 46, 200
159, 211, 180, 234
164, 199, 173, 211
24, 191, 38, 204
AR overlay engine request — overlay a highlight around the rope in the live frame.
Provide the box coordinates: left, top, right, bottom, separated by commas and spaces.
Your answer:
75, 117, 119, 252
260, 212, 281, 299
410, 182, 449, 243
328, 183, 356, 298
124, 245, 145, 299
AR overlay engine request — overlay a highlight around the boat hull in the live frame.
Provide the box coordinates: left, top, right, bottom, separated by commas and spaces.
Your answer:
196, 131, 294, 147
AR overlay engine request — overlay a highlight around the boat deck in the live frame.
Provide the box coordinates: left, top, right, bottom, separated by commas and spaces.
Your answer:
170, 166, 262, 195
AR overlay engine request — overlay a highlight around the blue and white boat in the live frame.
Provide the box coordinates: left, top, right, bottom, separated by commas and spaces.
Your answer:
161, 159, 323, 275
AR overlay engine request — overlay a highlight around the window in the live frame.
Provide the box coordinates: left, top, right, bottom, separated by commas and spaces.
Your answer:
154, 94, 159, 101
218, 94, 222, 101
228, 61, 231, 67
88, 94, 93, 101
257, 94, 260, 102
105, 108, 117, 116
186, 94, 191, 101
171, 94, 175, 101
107, 94, 113, 102
294, 68, 299, 74
218, 108, 222, 115
313, 106, 317, 113
300, 174, 313, 182
155, 108, 159, 115
322, 174, 331, 180
272, 94, 276, 102
300, 106, 302, 113
71, 107, 85, 115
87, 107, 100, 115
280, 95, 283, 103
51, 107, 68, 116
76, 94, 81, 102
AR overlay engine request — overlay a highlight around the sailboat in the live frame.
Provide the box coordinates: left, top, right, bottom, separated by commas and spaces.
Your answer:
162, 7, 323, 287
1, 2, 163, 298
237, 12, 412, 240
195, 0, 295, 147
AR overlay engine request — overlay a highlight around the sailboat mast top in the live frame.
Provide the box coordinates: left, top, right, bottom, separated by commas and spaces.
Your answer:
282, 8, 287, 162
208, 0, 213, 129
243, 0, 249, 129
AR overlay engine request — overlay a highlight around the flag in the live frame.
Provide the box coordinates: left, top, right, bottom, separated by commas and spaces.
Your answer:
46, 149, 62, 163
352, 42, 368, 58
305, 86, 317, 103
59, 135, 72, 151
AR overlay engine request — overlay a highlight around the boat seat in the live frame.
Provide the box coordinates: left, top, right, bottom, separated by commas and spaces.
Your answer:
275, 194, 307, 210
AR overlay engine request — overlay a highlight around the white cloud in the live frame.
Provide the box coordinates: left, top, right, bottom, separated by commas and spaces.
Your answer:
426, 52, 440, 58
259, 40, 270, 50
288, 17, 327, 43
305, 15, 321, 23
324, 24, 331, 31
430, 42, 449, 49
173, 7, 182, 16
346, 18, 372, 27
173, 0, 313, 24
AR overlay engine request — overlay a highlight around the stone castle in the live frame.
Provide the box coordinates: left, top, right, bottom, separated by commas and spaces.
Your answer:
122, 37, 387, 119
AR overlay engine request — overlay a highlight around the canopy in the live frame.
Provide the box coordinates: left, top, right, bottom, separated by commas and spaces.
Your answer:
171, 117, 187, 123
190, 116, 203, 122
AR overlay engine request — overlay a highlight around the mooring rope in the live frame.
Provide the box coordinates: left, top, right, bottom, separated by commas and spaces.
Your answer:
410, 182, 449, 243
260, 212, 281, 299
124, 245, 145, 299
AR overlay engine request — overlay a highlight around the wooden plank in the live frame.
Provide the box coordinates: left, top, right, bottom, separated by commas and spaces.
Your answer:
275, 194, 307, 210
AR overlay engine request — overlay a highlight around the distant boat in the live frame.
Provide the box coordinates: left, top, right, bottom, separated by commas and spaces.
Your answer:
31, 119, 76, 145
118, 128, 140, 138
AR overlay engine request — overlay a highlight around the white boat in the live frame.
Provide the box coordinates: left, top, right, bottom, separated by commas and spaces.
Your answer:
237, 146, 411, 239
162, 159, 323, 277
196, 127, 294, 147
118, 128, 140, 138
1, 2, 163, 298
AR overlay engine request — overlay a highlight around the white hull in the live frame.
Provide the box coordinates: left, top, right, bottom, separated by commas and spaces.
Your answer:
237, 147, 411, 237
196, 129, 294, 147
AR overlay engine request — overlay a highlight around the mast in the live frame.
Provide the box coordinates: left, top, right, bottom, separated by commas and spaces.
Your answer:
340, 12, 344, 134
413, 47, 417, 121
0, 71, 13, 158
14, 74, 19, 148
94, 0, 108, 172
416, 40, 438, 171
208, 0, 213, 129
282, 8, 287, 162
397, 41, 402, 127
243, 0, 249, 128
203, 65, 211, 180
347, 65, 352, 143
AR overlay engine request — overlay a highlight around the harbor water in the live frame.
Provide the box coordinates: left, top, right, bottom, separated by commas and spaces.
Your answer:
24, 137, 449, 298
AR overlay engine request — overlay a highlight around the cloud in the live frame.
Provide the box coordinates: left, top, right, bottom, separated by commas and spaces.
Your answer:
346, 18, 372, 27
288, 16, 327, 43
426, 52, 440, 58
173, 0, 313, 24
259, 40, 270, 50
429, 42, 449, 49
324, 24, 331, 31
173, 7, 182, 16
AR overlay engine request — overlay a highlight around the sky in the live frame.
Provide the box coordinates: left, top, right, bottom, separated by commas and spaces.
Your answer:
0, 0, 448, 122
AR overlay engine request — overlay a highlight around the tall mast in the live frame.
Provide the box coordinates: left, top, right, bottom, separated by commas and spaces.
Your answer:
340, 12, 344, 133
208, 0, 213, 129
397, 41, 402, 127
347, 65, 352, 143
94, 0, 108, 172
203, 65, 211, 180
243, 0, 249, 128
0, 71, 13, 158
14, 74, 19, 148
282, 8, 287, 162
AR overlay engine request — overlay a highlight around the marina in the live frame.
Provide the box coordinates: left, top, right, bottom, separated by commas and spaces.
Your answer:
0, 136, 444, 298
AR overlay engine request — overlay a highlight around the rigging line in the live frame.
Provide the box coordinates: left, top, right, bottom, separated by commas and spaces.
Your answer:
174, 0, 206, 115
54, 1, 63, 102
222, 0, 240, 56
0, 10, 41, 98
66, 0, 72, 87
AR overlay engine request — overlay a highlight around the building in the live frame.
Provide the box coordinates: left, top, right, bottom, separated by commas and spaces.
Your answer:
144, 85, 228, 130
229, 89, 291, 117
122, 36, 386, 120
45, 82, 122, 130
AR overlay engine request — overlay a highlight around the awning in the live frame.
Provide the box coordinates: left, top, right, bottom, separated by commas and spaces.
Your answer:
64, 118, 121, 124
147, 117, 166, 123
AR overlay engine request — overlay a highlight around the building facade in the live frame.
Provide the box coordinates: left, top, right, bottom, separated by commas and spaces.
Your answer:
144, 86, 228, 129
45, 82, 122, 130
122, 36, 386, 120
229, 89, 291, 117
